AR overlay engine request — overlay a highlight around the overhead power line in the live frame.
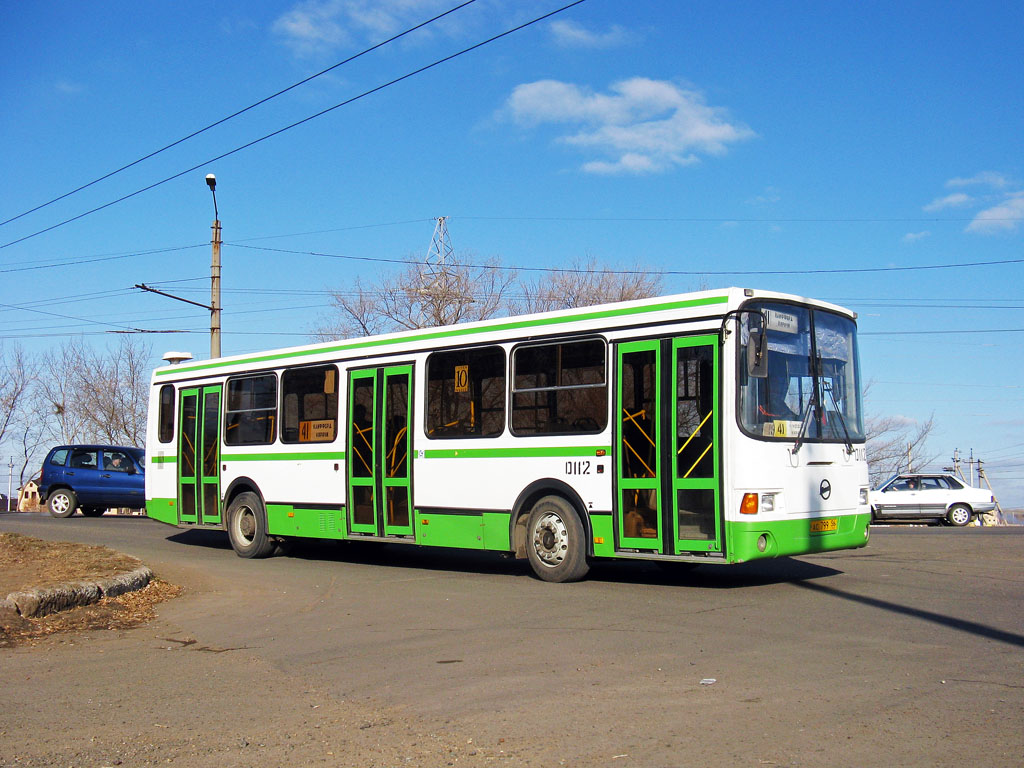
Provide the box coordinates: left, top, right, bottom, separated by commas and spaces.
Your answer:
0, 0, 589, 251
0, 1, 480, 230
228, 241, 1024, 277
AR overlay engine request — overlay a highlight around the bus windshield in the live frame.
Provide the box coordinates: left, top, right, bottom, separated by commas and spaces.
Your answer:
738, 302, 865, 443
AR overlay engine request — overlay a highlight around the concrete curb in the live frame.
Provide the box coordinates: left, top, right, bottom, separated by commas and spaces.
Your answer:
1, 565, 153, 619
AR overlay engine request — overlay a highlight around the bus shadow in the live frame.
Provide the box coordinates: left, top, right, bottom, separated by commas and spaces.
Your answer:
165, 529, 234, 551
587, 557, 843, 588
162, 530, 842, 585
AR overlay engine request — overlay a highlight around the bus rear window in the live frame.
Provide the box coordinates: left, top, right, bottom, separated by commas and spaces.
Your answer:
158, 384, 175, 443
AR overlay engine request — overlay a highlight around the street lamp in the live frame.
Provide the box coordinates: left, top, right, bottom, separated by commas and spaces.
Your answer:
206, 174, 222, 358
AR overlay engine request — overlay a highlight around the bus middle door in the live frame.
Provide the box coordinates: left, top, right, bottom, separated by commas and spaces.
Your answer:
177, 385, 223, 526
615, 336, 721, 555
346, 365, 414, 539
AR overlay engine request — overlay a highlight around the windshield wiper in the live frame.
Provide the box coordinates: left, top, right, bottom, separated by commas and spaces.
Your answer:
822, 380, 854, 454
791, 394, 817, 455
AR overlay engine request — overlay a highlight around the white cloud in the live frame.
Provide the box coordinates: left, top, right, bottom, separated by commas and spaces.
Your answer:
504, 78, 754, 175
273, 0, 450, 57
966, 193, 1024, 234
54, 80, 84, 95
548, 20, 631, 48
922, 192, 973, 212
902, 231, 931, 243
747, 187, 781, 206
919, 172, 1023, 236
946, 171, 1011, 189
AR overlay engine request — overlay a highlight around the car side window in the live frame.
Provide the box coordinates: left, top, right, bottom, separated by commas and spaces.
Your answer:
69, 449, 98, 469
919, 477, 941, 490
49, 449, 70, 467
103, 450, 132, 472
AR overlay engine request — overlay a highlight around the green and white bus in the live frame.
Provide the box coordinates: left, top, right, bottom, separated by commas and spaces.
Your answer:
145, 287, 870, 582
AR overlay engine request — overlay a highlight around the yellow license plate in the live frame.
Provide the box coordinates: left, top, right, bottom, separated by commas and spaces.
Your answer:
810, 518, 838, 533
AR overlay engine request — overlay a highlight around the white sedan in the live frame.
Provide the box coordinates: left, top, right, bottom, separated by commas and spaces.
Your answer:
869, 473, 996, 526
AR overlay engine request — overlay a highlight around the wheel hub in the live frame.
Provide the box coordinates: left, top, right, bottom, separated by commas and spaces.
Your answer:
532, 512, 568, 567
238, 508, 256, 541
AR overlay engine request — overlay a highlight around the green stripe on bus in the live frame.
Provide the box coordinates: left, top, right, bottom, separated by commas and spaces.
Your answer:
221, 451, 346, 462
422, 446, 610, 459
151, 455, 177, 464
155, 294, 728, 377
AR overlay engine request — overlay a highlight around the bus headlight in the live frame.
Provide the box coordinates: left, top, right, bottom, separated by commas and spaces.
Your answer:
761, 493, 776, 512
859, 487, 869, 506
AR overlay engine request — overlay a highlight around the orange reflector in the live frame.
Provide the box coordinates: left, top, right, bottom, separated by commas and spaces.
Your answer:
288, 512, 295, 518
594, 536, 605, 545
596, 449, 607, 457
740, 493, 759, 515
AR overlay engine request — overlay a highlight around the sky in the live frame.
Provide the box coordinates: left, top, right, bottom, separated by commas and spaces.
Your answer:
2, 0, 1023, 504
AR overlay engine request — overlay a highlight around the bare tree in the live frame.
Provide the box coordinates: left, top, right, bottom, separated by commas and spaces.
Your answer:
863, 382, 937, 486
37, 341, 90, 444
37, 338, 151, 447
312, 255, 517, 340
0, 344, 34, 450
514, 255, 664, 314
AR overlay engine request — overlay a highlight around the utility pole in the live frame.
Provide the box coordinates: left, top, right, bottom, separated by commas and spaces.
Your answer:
976, 459, 1005, 525
206, 174, 222, 359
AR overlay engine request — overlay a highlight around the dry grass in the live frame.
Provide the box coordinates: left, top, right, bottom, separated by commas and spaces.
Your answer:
0, 533, 181, 648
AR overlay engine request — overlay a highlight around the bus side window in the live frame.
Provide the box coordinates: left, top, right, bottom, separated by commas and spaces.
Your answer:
426, 347, 505, 438
280, 364, 338, 444
225, 373, 278, 445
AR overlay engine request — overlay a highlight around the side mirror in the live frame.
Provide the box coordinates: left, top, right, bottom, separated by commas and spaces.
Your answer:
747, 332, 768, 378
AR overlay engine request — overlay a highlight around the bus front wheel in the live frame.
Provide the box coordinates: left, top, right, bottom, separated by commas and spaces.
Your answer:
226, 492, 275, 558
526, 495, 589, 583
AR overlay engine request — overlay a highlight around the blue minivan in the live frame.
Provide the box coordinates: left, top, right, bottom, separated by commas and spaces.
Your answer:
38, 445, 146, 517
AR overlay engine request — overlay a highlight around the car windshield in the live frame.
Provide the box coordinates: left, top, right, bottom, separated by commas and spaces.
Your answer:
739, 302, 865, 443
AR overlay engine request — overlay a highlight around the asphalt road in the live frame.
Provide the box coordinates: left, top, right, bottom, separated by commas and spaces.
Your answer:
1, 512, 1021, 767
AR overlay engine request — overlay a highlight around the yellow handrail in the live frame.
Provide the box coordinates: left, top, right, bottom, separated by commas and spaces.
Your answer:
677, 409, 713, 455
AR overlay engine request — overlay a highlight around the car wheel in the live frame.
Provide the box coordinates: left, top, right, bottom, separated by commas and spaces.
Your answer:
525, 495, 589, 583
47, 489, 78, 518
226, 491, 275, 559
81, 507, 106, 517
946, 504, 973, 527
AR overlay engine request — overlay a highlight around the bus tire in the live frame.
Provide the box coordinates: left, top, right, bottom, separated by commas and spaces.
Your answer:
946, 504, 972, 527
226, 492, 275, 558
525, 495, 589, 583
47, 489, 77, 518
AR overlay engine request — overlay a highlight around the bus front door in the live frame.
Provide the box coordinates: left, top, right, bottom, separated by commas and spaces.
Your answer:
177, 385, 223, 526
615, 336, 721, 555
346, 365, 414, 538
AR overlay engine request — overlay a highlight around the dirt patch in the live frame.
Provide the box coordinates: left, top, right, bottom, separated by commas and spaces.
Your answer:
0, 532, 181, 648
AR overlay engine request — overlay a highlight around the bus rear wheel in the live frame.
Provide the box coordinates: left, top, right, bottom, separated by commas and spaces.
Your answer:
526, 495, 589, 583
226, 492, 275, 558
